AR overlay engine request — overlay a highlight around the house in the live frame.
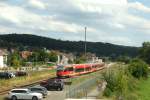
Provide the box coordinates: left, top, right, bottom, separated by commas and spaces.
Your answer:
0, 50, 7, 68
20, 51, 32, 59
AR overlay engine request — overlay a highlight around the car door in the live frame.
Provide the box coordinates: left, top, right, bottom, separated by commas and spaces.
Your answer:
48, 80, 54, 88
20, 90, 32, 99
53, 80, 58, 89
18, 90, 27, 99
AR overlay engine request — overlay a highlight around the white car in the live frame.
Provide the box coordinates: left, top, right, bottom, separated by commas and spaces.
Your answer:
7, 88, 43, 100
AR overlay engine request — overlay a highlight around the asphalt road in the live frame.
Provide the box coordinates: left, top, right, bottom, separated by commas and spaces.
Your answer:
43, 89, 66, 100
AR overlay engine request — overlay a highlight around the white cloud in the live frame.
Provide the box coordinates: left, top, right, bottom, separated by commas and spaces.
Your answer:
0, 3, 42, 25
0, 0, 150, 46
28, 0, 46, 9
73, 0, 127, 6
129, 2, 150, 13
0, 3, 84, 34
104, 36, 133, 46
71, 0, 127, 13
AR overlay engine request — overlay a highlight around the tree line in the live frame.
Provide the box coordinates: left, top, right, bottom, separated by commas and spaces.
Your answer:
0, 34, 139, 58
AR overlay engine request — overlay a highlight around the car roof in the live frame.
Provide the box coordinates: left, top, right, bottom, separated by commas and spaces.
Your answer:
11, 88, 28, 91
30, 86, 45, 89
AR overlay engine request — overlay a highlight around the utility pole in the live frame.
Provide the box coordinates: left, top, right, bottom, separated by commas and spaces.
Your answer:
85, 27, 87, 58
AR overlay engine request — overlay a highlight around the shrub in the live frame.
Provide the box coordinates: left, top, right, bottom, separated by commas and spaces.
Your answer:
102, 66, 137, 99
102, 69, 117, 93
103, 87, 112, 97
117, 56, 131, 64
128, 58, 149, 79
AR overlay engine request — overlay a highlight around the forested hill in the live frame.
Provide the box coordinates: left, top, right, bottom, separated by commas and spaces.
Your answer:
0, 34, 139, 57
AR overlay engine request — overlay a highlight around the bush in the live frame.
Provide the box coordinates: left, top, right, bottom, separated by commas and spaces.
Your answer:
103, 87, 112, 97
128, 58, 149, 79
102, 69, 117, 93
102, 66, 137, 99
117, 56, 131, 64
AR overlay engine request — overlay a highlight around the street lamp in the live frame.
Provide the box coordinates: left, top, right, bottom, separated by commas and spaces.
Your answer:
85, 27, 87, 59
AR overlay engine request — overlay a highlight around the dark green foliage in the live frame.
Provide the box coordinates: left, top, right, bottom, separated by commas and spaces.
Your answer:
38, 50, 49, 62
117, 56, 131, 64
48, 51, 58, 62
102, 70, 117, 94
103, 87, 112, 97
139, 42, 150, 64
27, 50, 58, 63
128, 58, 149, 79
0, 34, 138, 58
7, 51, 21, 68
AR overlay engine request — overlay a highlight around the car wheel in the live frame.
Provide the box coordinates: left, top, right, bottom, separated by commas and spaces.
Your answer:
11, 96, 17, 100
32, 96, 38, 100
60, 87, 63, 91
57, 87, 62, 91
46, 87, 50, 91
41, 93, 45, 98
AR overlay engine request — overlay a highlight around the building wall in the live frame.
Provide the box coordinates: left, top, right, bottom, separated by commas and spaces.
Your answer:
0, 56, 4, 68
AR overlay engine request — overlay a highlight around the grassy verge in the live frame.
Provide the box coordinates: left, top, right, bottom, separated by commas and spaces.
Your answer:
0, 69, 56, 92
96, 61, 150, 100
136, 77, 150, 100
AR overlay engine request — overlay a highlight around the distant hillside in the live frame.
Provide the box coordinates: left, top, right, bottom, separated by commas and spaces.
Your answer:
0, 34, 139, 57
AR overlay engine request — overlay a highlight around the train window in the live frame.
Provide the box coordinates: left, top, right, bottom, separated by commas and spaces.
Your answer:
64, 67, 73, 72
96, 65, 99, 68
75, 68, 84, 72
92, 66, 96, 68
57, 70, 62, 72
85, 68, 91, 71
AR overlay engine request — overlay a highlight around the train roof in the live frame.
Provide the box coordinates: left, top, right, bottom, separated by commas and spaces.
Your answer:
57, 63, 104, 68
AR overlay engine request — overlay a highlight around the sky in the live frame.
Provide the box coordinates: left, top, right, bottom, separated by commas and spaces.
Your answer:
0, 0, 150, 47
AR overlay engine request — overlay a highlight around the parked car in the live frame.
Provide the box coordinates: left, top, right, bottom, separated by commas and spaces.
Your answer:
0, 72, 12, 79
15, 71, 28, 77
40, 78, 64, 91
28, 86, 48, 98
7, 88, 43, 100
9, 72, 16, 78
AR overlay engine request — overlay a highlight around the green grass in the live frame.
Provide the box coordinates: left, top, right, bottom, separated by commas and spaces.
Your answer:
137, 77, 150, 100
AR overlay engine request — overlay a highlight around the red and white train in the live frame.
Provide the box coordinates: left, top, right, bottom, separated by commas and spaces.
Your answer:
56, 62, 105, 77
